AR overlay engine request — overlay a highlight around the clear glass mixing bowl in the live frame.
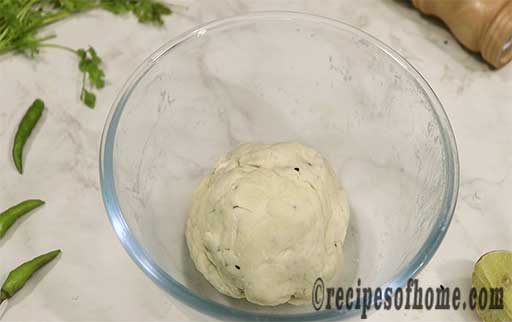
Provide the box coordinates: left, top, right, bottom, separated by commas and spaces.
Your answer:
100, 12, 459, 321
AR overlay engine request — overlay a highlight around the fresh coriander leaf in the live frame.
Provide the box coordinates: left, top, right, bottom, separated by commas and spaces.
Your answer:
131, 0, 172, 25
77, 46, 105, 89
88, 46, 100, 62
89, 68, 106, 89
81, 89, 96, 108
77, 48, 87, 60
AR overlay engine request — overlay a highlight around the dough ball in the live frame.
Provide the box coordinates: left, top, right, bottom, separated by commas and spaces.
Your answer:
186, 142, 349, 306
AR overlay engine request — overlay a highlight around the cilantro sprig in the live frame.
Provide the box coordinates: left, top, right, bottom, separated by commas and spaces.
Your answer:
77, 47, 105, 108
0, 0, 173, 108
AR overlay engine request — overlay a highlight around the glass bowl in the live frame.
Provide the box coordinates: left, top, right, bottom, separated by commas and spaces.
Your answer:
100, 12, 459, 321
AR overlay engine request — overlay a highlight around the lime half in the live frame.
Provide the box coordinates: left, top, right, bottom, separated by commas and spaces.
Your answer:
472, 250, 512, 322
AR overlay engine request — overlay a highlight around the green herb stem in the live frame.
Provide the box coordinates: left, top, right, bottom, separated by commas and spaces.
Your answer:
80, 71, 86, 98
38, 43, 77, 55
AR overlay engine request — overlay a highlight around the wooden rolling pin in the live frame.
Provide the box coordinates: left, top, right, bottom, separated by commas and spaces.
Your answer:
412, 0, 512, 68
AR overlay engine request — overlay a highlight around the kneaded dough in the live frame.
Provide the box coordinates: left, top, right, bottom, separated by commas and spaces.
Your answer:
186, 142, 349, 306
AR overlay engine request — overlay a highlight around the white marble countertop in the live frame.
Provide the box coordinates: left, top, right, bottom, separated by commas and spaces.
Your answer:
0, 1, 510, 321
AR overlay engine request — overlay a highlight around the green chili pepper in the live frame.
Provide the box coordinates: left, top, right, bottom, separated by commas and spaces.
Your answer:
0, 250, 61, 305
0, 199, 45, 239
12, 99, 45, 174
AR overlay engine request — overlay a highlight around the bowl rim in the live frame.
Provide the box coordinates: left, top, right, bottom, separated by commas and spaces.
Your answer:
99, 11, 460, 321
